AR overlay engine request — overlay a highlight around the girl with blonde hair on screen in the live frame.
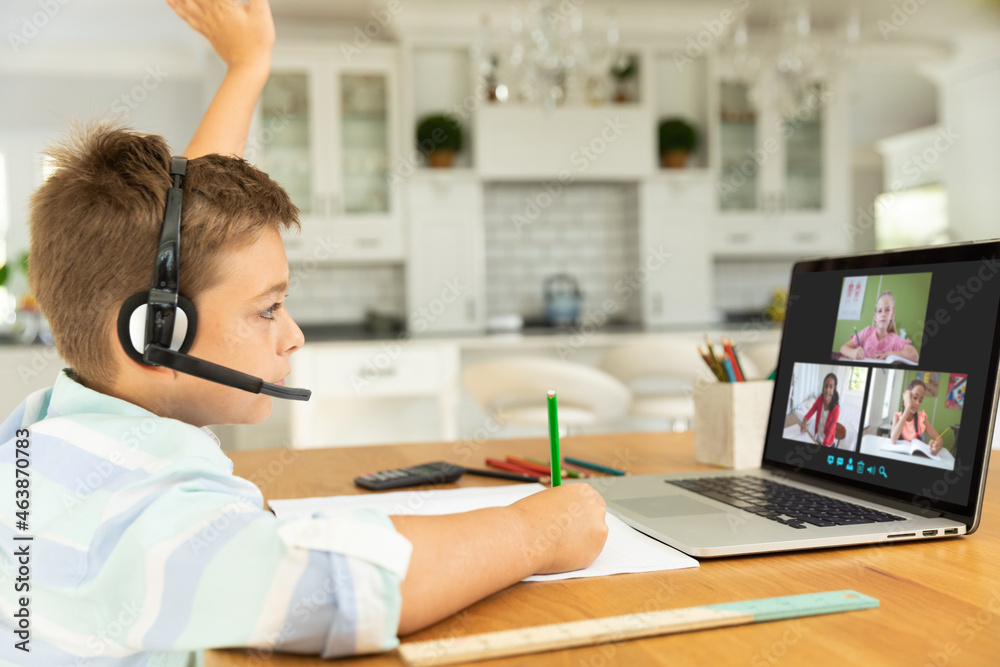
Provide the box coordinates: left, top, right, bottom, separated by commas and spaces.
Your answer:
840, 290, 919, 362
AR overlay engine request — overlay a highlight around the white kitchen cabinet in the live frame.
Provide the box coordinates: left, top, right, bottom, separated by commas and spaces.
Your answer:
252, 44, 403, 263
0, 346, 64, 418
289, 341, 460, 447
406, 173, 485, 333
708, 62, 851, 258
475, 106, 655, 180
640, 174, 714, 325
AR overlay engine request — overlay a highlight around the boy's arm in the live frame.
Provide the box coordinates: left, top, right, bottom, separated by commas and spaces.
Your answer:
168, 0, 275, 158
390, 484, 608, 635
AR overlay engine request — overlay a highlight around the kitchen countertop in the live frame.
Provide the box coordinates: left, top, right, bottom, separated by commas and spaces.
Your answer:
0, 321, 783, 349
297, 320, 783, 348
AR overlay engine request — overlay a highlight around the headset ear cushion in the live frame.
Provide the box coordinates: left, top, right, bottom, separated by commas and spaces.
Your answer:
117, 291, 199, 365
175, 295, 198, 353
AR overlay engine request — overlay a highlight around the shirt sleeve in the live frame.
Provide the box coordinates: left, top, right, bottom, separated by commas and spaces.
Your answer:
25, 467, 411, 661
822, 405, 840, 447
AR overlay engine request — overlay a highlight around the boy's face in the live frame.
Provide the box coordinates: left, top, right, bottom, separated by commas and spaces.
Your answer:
175, 228, 304, 426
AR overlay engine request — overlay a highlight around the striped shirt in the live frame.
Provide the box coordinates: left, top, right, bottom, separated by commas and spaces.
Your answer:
0, 371, 410, 666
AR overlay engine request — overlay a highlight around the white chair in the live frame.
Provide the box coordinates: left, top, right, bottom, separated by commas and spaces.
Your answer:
462, 356, 631, 434
599, 340, 709, 431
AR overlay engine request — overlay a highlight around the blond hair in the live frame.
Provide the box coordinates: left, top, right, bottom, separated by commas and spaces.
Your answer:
875, 290, 898, 334
28, 123, 299, 392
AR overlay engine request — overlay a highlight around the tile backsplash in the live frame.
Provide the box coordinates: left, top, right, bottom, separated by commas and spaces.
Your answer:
483, 182, 642, 323
287, 263, 405, 324
283, 188, 793, 328
712, 258, 795, 316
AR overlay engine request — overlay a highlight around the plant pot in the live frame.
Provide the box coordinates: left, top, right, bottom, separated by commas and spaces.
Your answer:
427, 150, 455, 168
660, 150, 690, 169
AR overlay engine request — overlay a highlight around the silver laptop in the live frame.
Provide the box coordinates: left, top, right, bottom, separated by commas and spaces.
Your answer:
586, 240, 1000, 557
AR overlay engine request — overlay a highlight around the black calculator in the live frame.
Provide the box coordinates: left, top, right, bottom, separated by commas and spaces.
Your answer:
354, 461, 464, 491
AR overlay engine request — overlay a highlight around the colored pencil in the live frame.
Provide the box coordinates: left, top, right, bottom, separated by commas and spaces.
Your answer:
703, 335, 722, 373
560, 459, 596, 477
726, 338, 747, 381
564, 456, 626, 476
486, 458, 540, 476
930, 427, 951, 447
524, 455, 585, 478
463, 467, 543, 484
699, 345, 727, 382
547, 390, 561, 487
723, 338, 745, 382
721, 358, 738, 383
507, 455, 569, 478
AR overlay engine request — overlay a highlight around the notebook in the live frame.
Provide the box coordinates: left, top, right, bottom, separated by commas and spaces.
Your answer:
586, 239, 1000, 557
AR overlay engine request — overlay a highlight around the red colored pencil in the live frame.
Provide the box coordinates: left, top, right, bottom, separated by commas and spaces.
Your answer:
485, 458, 539, 476
504, 456, 554, 476
723, 338, 745, 382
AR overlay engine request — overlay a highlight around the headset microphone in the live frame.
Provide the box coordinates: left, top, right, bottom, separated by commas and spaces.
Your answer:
117, 156, 311, 401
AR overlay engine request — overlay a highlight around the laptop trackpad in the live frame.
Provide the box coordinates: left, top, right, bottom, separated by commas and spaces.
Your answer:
617, 495, 727, 518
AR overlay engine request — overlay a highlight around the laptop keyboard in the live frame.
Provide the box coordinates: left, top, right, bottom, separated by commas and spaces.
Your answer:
670, 476, 906, 530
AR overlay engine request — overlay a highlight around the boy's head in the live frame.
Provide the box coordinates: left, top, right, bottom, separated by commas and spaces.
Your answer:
29, 123, 302, 424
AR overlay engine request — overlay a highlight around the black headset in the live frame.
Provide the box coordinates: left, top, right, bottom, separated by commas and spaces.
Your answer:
116, 156, 311, 401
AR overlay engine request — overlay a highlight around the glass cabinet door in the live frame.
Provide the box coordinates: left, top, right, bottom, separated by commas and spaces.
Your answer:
718, 81, 757, 211
783, 83, 824, 211
259, 72, 313, 214
339, 73, 390, 215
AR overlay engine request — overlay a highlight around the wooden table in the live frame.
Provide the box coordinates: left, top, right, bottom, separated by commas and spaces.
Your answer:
206, 433, 1000, 666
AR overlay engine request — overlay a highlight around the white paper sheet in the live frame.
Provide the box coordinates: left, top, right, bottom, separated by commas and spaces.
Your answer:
269, 484, 699, 581
782, 424, 819, 444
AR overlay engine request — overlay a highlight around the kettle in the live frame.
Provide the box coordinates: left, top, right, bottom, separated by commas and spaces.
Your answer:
543, 274, 583, 326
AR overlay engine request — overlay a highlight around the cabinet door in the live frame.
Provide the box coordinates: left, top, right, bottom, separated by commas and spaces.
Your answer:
329, 61, 404, 260
254, 61, 331, 263
407, 179, 484, 333
716, 78, 825, 213
718, 81, 759, 212
640, 179, 714, 325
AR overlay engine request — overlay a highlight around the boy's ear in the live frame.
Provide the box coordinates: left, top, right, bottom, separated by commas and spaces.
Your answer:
116, 291, 198, 364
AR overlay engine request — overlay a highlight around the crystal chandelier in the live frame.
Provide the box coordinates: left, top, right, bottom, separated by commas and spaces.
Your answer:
720, 2, 861, 119
474, 1, 627, 108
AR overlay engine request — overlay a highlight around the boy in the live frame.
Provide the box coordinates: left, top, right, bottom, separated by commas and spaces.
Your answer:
0, 1, 608, 665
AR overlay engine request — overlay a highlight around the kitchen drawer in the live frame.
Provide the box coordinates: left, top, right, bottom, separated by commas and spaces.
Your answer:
293, 343, 456, 398
713, 225, 848, 258
290, 342, 461, 447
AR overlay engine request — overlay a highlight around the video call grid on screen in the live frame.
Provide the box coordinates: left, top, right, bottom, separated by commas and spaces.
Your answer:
763, 250, 1000, 516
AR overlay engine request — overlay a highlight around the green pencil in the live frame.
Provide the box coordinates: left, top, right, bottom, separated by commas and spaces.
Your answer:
547, 390, 561, 487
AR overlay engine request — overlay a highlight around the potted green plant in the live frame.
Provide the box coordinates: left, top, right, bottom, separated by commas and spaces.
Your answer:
416, 114, 464, 168
658, 118, 698, 168
0, 251, 28, 295
610, 54, 638, 103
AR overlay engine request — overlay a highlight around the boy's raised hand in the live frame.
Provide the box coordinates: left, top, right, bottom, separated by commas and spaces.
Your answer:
170, 0, 275, 158
168, 0, 274, 74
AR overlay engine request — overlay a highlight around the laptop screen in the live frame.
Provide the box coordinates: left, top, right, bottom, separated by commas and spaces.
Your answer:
762, 240, 1000, 519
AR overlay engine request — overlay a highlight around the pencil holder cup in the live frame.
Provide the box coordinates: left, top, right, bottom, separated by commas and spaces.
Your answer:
694, 380, 774, 469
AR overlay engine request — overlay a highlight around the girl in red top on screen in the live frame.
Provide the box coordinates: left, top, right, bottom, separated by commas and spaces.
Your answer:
839, 290, 919, 363
801, 373, 841, 447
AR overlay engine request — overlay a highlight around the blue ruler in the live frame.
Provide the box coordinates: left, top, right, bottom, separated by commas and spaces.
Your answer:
399, 590, 878, 666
